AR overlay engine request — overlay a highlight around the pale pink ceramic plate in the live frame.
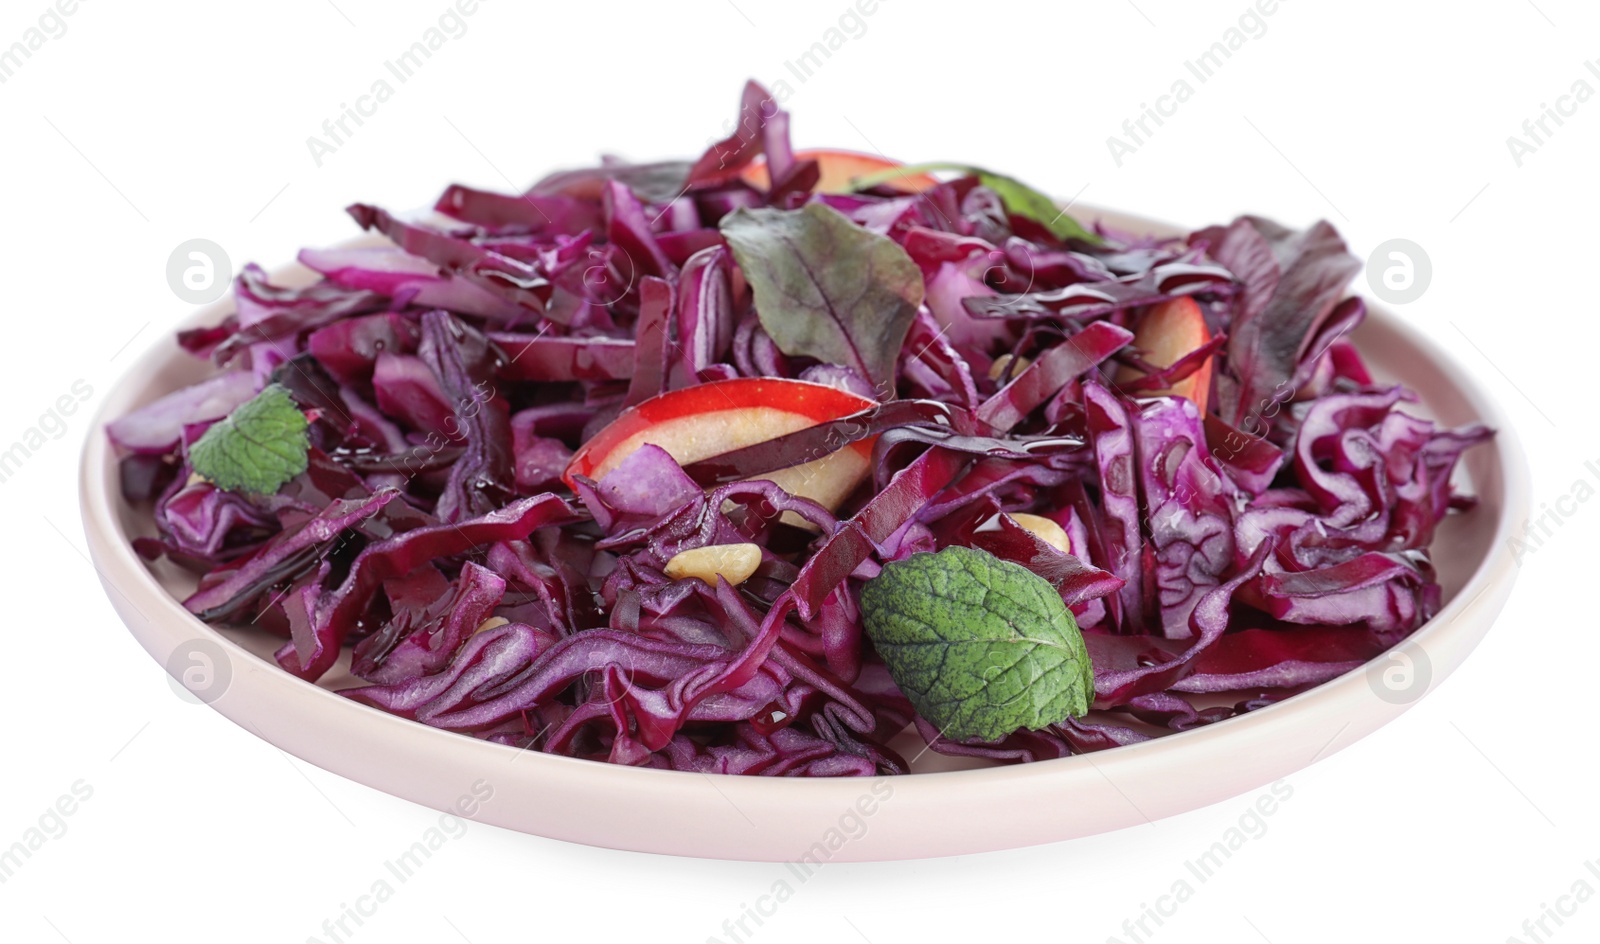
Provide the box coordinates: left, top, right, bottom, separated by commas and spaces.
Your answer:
80, 209, 1527, 861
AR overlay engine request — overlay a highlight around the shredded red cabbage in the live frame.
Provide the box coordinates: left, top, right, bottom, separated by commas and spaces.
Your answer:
111, 82, 1490, 776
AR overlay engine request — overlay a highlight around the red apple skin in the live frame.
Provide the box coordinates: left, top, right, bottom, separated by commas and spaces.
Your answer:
1118, 297, 1214, 414
563, 377, 877, 511
739, 149, 938, 195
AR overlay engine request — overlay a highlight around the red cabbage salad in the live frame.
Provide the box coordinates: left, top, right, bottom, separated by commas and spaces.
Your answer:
111, 82, 1491, 776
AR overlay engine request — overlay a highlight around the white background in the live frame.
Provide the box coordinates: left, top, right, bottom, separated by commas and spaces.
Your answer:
1, 0, 1593, 941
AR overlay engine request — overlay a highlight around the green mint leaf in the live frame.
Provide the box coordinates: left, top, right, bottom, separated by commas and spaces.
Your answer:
971, 170, 1100, 244
719, 202, 923, 395
188, 383, 310, 495
860, 545, 1094, 742
847, 161, 1100, 244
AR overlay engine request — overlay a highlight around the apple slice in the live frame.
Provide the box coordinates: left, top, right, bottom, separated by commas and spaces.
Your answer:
1116, 297, 1215, 414
739, 149, 939, 195
564, 377, 877, 513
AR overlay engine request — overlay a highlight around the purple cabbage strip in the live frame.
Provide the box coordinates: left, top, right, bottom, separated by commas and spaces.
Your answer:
299, 247, 528, 322
108, 371, 259, 454
417, 310, 515, 523
345, 204, 552, 320
1083, 380, 1144, 632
